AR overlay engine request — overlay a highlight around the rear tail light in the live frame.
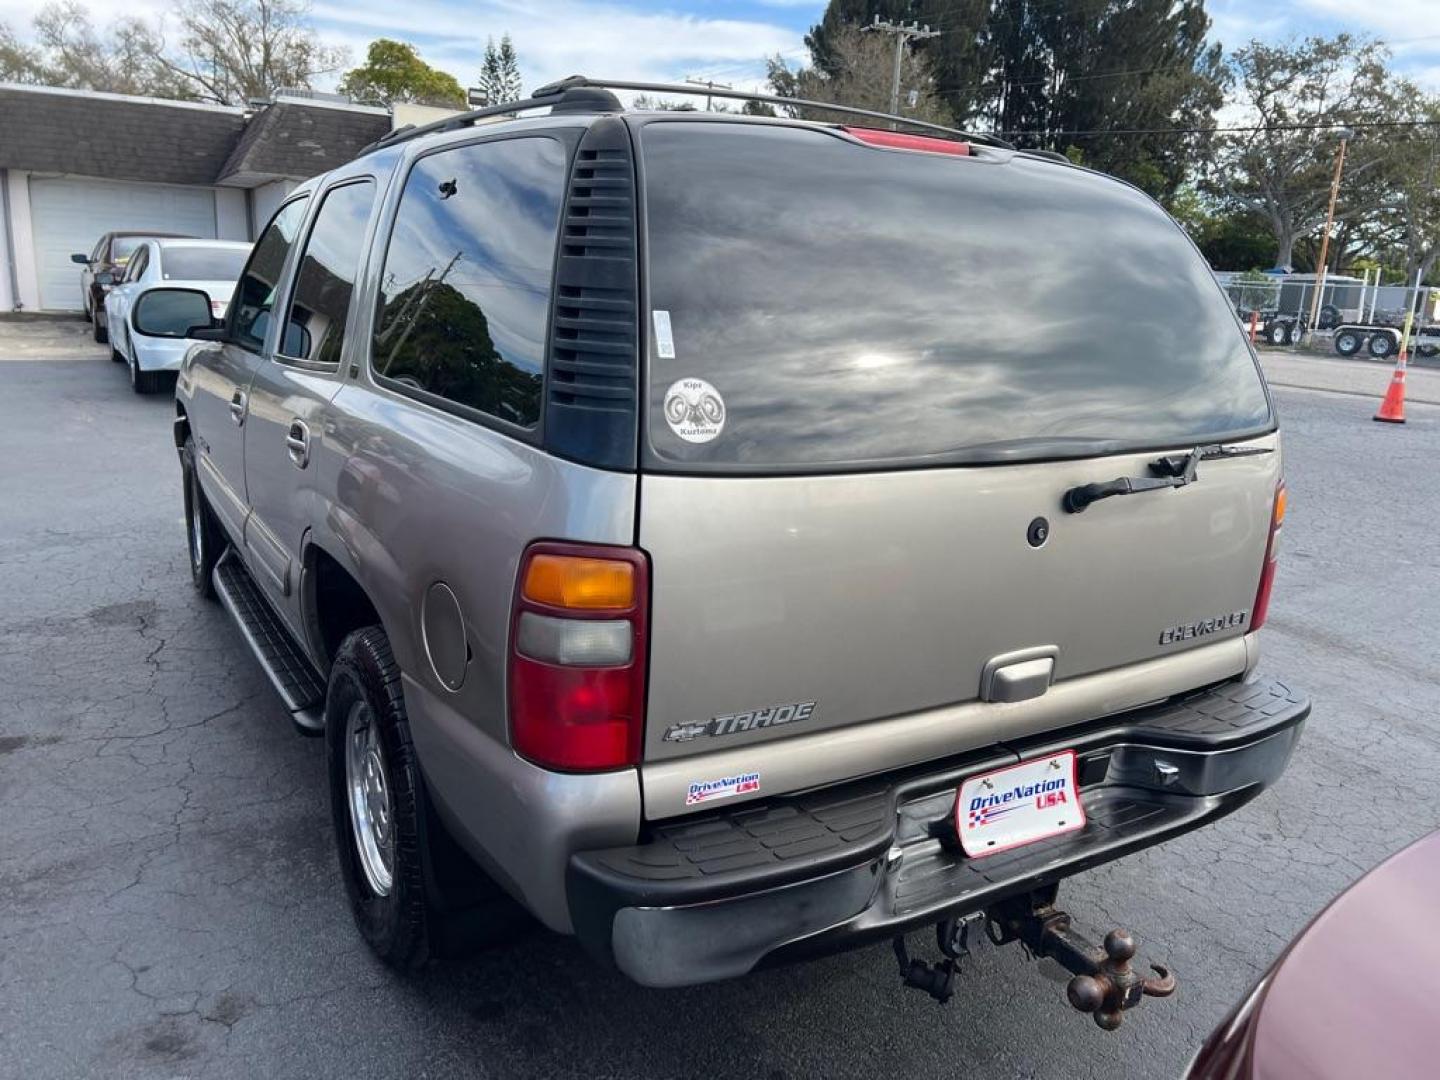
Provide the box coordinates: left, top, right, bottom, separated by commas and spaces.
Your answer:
508, 542, 648, 772
1250, 480, 1286, 632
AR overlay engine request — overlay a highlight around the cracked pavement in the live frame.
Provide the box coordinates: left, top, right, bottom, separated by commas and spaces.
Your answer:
3, 332, 1439, 1079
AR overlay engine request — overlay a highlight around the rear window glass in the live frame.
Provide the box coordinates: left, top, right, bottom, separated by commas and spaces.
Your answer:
640, 122, 1272, 471
161, 247, 248, 282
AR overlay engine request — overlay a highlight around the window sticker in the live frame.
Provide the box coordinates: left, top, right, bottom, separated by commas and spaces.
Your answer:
663, 377, 726, 444
652, 309, 676, 359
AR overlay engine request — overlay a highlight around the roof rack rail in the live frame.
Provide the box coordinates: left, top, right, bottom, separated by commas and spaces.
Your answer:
538, 76, 1013, 149
357, 83, 625, 155
358, 75, 1014, 156
1015, 148, 1071, 165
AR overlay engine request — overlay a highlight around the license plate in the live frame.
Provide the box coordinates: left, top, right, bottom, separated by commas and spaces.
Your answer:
955, 750, 1085, 858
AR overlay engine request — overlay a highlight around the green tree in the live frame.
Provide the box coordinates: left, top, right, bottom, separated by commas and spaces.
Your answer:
1, 2, 192, 97
1211, 35, 1390, 271
803, 0, 1223, 200
478, 33, 522, 106
0, 21, 45, 82
1368, 86, 1440, 285
766, 25, 954, 129
339, 39, 464, 107
0, 0, 342, 104
1169, 186, 1277, 270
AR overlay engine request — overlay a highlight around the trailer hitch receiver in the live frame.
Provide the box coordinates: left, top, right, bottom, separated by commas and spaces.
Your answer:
988, 899, 1176, 1030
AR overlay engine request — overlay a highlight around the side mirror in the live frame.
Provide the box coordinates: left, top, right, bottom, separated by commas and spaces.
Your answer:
133, 288, 219, 340
71, 253, 90, 265
95, 272, 116, 286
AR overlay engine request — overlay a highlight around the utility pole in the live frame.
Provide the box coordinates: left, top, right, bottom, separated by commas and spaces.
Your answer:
862, 15, 940, 126
684, 76, 733, 113
1302, 127, 1354, 347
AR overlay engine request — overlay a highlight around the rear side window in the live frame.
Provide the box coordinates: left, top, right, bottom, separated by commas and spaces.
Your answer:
640, 123, 1273, 471
279, 182, 376, 366
111, 236, 143, 264
371, 136, 567, 430
123, 247, 148, 283
161, 246, 249, 283
231, 198, 309, 353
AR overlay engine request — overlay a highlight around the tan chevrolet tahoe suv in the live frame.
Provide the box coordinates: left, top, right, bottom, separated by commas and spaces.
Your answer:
142, 78, 1307, 1028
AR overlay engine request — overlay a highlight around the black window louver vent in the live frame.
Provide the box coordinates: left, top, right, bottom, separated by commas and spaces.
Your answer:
545, 117, 638, 470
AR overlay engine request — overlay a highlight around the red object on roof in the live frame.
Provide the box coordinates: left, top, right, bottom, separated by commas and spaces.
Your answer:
840, 126, 970, 156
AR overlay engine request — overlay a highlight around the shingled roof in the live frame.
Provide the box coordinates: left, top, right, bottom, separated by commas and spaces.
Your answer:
0, 84, 393, 188
217, 101, 390, 187
0, 84, 246, 185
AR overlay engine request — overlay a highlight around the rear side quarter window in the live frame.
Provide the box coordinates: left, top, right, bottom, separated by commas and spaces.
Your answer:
369, 136, 568, 431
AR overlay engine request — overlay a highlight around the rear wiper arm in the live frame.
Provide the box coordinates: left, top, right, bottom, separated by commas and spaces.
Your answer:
1062, 443, 1272, 514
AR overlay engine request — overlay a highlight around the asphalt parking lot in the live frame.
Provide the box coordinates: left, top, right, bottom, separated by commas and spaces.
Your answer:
3, 319, 1439, 1079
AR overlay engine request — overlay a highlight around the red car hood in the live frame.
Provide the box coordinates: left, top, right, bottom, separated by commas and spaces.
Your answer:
1191, 829, 1440, 1078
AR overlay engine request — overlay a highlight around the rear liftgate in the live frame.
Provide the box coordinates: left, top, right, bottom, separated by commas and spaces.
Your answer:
892, 887, 1175, 1030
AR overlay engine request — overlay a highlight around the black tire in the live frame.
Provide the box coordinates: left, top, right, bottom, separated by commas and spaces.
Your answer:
1418, 344, 1439, 359
180, 438, 221, 600
1266, 321, 1289, 346
129, 351, 165, 394
325, 626, 526, 969
1318, 304, 1341, 330
92, 307, 108, 344
327, 626, 433, 970
1334, 330, 1362, 357
1369, 333, 1396, 359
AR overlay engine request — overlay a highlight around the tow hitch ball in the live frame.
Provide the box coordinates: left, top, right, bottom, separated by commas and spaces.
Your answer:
892, 899, 1176, 1030
989, 899, 1177, 1030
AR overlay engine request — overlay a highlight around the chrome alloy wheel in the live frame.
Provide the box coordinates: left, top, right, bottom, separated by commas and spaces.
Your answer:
188, 471, 204, 571
345, 700, 396, 896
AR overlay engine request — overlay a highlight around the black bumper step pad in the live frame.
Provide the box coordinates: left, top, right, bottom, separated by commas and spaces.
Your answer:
574, 677, 1309, 910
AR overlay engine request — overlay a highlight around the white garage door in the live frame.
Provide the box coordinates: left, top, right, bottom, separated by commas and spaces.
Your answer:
29, 177, 218, 311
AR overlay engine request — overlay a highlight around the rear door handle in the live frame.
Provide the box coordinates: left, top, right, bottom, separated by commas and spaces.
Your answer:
285, 419, 310, 468
229, 389, 247, 425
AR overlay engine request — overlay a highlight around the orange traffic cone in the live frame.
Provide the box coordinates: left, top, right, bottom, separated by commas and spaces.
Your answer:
1374, 355, 1407, 424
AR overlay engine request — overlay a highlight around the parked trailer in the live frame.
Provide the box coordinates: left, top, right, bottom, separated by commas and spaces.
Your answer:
1239, 304, 1342, 347
1333, 323, 1440, 360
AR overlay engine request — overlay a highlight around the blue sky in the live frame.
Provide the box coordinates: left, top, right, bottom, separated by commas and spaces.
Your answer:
3, 0, 1437, 98
308, 0, 1440, 97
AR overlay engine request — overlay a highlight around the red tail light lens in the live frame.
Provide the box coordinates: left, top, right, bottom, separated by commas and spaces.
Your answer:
508, 542, 648, 772
840, 126, 970, 156
1250, 480, 1286, 632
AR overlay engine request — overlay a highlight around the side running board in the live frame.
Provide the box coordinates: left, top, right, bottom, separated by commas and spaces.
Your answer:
212, 549, 326, 736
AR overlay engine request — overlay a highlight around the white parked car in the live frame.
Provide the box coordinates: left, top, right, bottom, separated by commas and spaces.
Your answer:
105, 239, 251, 393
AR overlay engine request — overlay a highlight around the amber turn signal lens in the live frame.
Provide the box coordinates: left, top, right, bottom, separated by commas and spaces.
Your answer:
523, 554, 635, 610
1273, 483, 1287, 526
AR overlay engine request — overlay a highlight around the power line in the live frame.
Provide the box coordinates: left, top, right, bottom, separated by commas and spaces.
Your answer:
997, 117, 1440, 139
936, 60, 1210, 95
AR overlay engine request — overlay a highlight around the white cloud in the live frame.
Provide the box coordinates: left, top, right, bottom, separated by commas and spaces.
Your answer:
2, 0, 806, 103
1296, 0, 1440, 41
309, 0, 803, 94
